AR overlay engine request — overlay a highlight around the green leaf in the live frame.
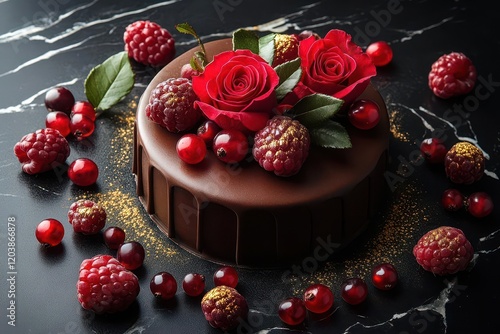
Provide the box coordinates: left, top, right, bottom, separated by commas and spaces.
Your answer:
309, 120, 352, 149
84, 51, 134, 112
288, 94, 344, 128
175, 22, 197, 36
190, 56, 203, 72
274, 58, 302, 101
232, 29, 259, 53
259, 33, 276, 65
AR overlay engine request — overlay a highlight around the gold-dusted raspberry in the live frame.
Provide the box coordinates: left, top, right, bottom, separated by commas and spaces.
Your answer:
201, 286, 248, 331
444, 141, 484, 184
273, 34, 299, 67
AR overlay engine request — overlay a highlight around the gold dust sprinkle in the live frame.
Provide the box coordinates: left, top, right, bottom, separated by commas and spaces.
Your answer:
389, 109, 410, 142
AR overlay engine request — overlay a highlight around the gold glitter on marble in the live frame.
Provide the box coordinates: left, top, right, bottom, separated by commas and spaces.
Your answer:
389, 109, 410, 142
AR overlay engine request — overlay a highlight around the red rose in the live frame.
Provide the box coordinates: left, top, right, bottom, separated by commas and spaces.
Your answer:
192, 49, 280, 132
288, 29, 376, 106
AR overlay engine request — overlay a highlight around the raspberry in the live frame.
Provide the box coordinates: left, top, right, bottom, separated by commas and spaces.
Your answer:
428, 52, 477, 99
13, 128, 70, 175
123, 20, 175, 67
444, 141, 484, 184
253, 116, 310, 177
413, 226, 474, 276
201, 286, 248, 331
77, 255, 140, 314
145, 77, 201, 132
272, 34, 299, 67
68, 199, 106, 235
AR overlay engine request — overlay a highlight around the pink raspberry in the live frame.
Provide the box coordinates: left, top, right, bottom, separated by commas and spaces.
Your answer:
13, 128, 70, 175
253, 116, 310, 177
68, 199, 106, 235
123, 20, 175, 67
77, 255, 140, 314
145, 77, 201, 132
413, 226, 474, 276
201, 286, 249, 331
428, 52, 477, 99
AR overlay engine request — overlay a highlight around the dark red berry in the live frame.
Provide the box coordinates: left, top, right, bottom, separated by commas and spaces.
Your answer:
341, 278, 368, 305
70, 113, 95, 139
366, 41, 393, 67
428, 52, 476, 99
278, 297, 307, 326
197, 120, 221, 147
212, 129, 249, 164
103, 226, 126, 249
371, 263, 398, 290
68, 199, 106, 235
467, 192, 494, 218
46, 111, 71, 137
117, 241, 145, 270
150, 272, 177, 300
67, 158, 98, 186
35, 218, 64, 247
213, 266, 238, 288
176, 134, 207, 164
182, 273, 206, 297
420, 138, 447, 164
303, 283, 334, 314
348, 99, 380, 130
45, 86, 75, 114
71, 101, 96, 121
441, 189, 464, 211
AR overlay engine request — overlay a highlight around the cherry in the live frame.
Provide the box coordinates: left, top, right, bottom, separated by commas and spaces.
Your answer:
71, 101, 96, 121
182, 273, 206, 297
348, 99, 380, 130
103, 226, 126, 249
68, 158, 99, 186
441, 189, 464, 211
70, 113, 95, 139
150, 272, 177, 300
45, 86, 75, 114
45, 111, 71, 137
366, 41, 393, 67
420, 138, 447, 164
176, 134, 207, 164
117, 241, 145, 270
371, 263, 398, 290
197, 120, 221, 147
467, 192, 494, 218
278, 297, 307, 326
212, 129, 249, 163
341, 278, 368, 305
35, 218, 64, 247
213, 266, 238, 288
303, 283, 334, 314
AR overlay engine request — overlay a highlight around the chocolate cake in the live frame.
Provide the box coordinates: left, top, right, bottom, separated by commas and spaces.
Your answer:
133, 38, 390, 267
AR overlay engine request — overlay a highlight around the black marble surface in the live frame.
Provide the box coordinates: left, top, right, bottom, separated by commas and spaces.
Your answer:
1, 0, 499, 333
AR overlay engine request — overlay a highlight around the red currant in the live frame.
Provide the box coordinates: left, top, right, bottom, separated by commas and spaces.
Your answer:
348, 99, 380, 130
366, 41, 393, 67
197, 120, 221, 147
341, 278, 368, 305
150, 272, 177, 300
371, 263, 398, 290
212, 129, 249, 163
45, 86, 75, 114
71, 101, 96, 121
182, 273, 206, 297
35, 218, 65, 247
103, 226, 126, 249
467, 192, 494, 218
117, 241, 145, 270
278, 297, 307, 326
213, 266, 238, 288
441, 189, 464, 211
176, 134, 207, 164
303, 283, 334, 314
70, 113, 95, 139
420, 138, 447, 164
45, 111, 71, 137
67, 158, 99, 186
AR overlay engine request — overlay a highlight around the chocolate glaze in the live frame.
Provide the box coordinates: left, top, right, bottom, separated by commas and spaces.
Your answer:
133, 39, 390, 267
